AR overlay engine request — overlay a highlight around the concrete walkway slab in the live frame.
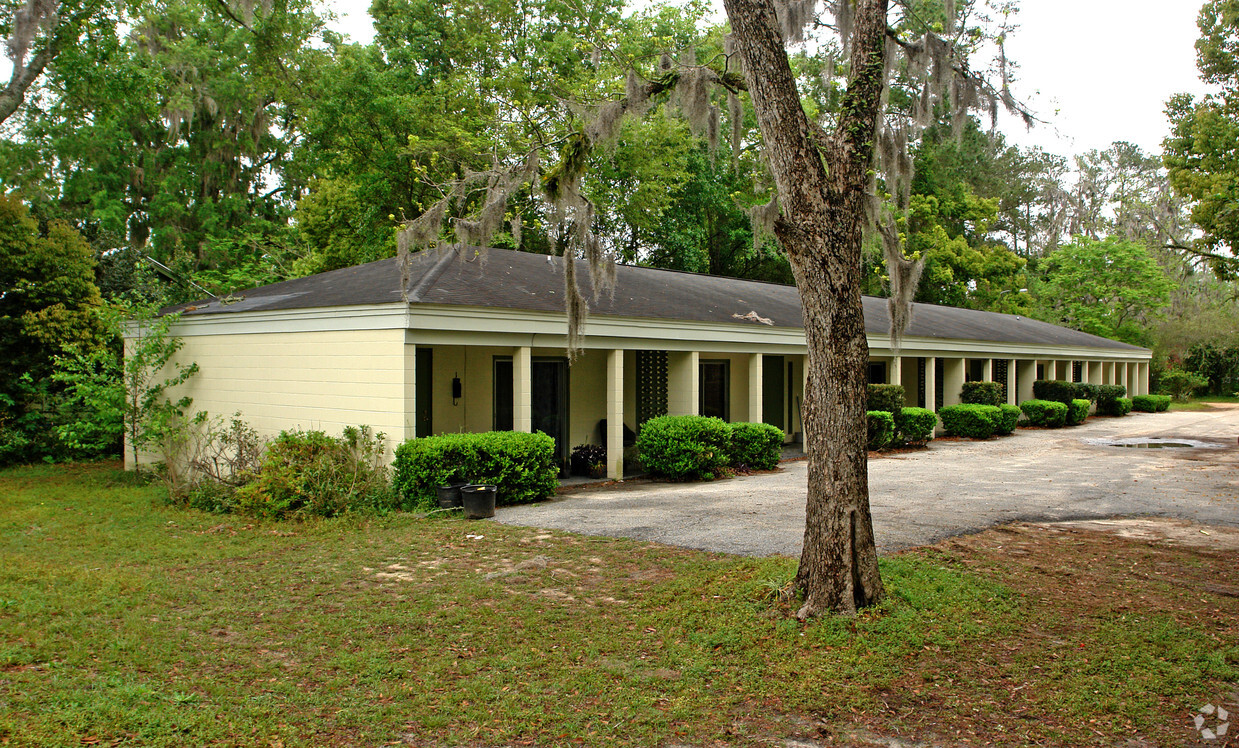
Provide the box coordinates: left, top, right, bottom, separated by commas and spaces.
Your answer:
495, 406, 1239, 556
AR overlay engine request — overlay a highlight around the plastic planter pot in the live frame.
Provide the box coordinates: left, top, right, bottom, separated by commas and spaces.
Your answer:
435, 483, 465, 509
460, 484, 497, 519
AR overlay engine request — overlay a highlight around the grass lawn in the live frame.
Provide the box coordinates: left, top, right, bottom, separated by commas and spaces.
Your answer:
1, 463, 1236, 747
1170, 395, 1239, 411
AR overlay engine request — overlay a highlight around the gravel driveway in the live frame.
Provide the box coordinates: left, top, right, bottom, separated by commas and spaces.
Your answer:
495, 406, 1239, 556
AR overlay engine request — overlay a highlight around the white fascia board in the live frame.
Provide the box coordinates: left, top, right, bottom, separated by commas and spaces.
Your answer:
155, 302, 1151, 361
154, 304, 411, 338
869, 335, 1151, 361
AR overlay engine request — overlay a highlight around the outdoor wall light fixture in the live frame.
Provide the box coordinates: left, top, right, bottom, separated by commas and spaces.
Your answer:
452, 375, 462, 405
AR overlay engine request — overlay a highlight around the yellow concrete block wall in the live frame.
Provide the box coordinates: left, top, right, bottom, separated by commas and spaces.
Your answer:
130, 327, 409, 468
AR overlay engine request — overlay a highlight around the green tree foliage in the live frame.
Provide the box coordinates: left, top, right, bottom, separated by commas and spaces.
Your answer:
1, 0, 323, 297
1164, 0, 1239, 277
1031, 237, 1174, 345
0, 193, 106, 419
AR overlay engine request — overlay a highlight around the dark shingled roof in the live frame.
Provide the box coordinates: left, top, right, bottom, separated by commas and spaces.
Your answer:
166, 247, 1144, 351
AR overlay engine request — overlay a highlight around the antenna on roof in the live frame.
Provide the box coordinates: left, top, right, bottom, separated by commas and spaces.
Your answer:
139, 253, 220, 301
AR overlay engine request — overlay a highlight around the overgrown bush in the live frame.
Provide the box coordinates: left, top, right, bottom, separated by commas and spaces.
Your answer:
392, 431, 558, 510
633, 415, 731, 481
1131, 394, 1158, 412
1098, 397, 1133, 417
729, 422, 783, 470
1020, 399, 1068, 428
994, 404, 1021, 435
894, 407, 937, 445
938, 404, 1000, 439
234, 426, 392, 519
866, 384, 905, 414
866, 411, 895, 450
1159, 368, 1209, 401
1065, 398, 1091, 426
1032, 380, 1079, 405
960, 381, 1002, 406
570, 443, 606, 476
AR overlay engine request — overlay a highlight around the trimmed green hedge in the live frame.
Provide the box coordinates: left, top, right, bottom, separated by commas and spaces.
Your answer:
392, 431, 558, 511
1032, 380, 1079, 405
894, 407, 937, 445
635, 415, 732, 481
1095, 384, 1127, 410
866, 384, 905, 414
995, 404, 1021, 435
1153, 394, 1171, 412
1131, 394, 1158, 412
960, 381, 1002, 406
1066, 398, 1091, 426
1020, 399, 1068, 427
1076, 382, 1100, 402
729, 422, 784, 470
938, 404, 1000, 439
1098, 396, 1133, 417
867, 411, 895, 450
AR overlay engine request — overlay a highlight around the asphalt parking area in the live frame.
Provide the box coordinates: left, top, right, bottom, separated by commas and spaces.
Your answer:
495, 405, 1239, 556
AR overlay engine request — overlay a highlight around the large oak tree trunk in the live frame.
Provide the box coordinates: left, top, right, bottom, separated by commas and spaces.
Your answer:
723, 0, 888, 616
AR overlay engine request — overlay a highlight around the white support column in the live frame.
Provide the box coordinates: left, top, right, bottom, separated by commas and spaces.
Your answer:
1006, 359, 1017, 405
606, 349, 624, 480
981, 358, 993, 382
1139, 362, 1150, 395
667, 351, 699, 416
1058, 360, 1072, 381
1118, 362, 1130, 395
1102, 361, 1115, 385
889, 356, 906, 406
404, 344, 417, 443
924, 356, 937, 413
943, 358, 966, 406
514, 346, 532, 432
1126, 363, 1137, 397
747, 353, 763, 424
1017, 359, 1036, 403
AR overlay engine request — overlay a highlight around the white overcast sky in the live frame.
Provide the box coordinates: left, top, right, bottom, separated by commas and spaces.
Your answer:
325, 0, 1213, 159
0, 0, 1212, 160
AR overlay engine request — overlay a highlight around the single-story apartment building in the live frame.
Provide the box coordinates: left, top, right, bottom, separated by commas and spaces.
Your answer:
146, 246, 1152, 478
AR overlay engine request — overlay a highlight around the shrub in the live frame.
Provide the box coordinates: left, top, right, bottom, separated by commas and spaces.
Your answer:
1032, 379, 1079, 405
960, 381, 1002, 406
1076, 382, 1100, 402
392, 431, 558, 510
994, 404, 1021, 435
938, 404, 1000, 439
234, 426, 392, 519
1020, 399, 1068, 428
570, 443, 606, 476
866, 384, 905, 414
634, 415, 732, 481
1159, 368, 1209, 401
1153, 394, 1172, 412
1095, 384, 1127, 409
729, 422, 784, 470
894, 407, 937, 445
1131, 394, 1158, 412
1098, 397, 1133, 417
1065, 398, 1091, 426
866, 411, 895, 451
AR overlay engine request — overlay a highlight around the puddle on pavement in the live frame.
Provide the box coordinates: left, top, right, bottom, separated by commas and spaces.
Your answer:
1083, 437, 1225, 450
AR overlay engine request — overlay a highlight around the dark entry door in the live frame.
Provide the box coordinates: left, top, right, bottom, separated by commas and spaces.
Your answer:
762, 355, 785, 431
532, 359, 569, 473
699, 360, 729, 421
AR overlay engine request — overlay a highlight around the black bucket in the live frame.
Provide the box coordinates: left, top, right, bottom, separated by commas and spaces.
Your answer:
460, 484, 497, 519
435, 484, 464, 509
